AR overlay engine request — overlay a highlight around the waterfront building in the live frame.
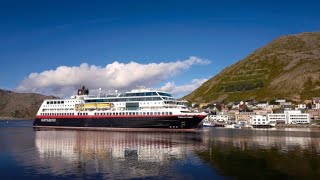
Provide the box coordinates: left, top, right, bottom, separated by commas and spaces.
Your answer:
285, 110, 310, 124
208, 114, 229, 122
250, 115, 268, 125
307, 109, 320, 120
267, 110, 310, 124
235, 111, 255, 123
267, 113, 287, 124
250, 115, 276, 127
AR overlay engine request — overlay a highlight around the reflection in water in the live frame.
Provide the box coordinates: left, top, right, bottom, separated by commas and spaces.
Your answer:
198, 129, 320, 180
34, 130, 205, 179
2, 121, 320, 179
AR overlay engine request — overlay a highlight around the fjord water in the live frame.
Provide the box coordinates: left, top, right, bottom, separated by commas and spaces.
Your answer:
1, 120, 320, 180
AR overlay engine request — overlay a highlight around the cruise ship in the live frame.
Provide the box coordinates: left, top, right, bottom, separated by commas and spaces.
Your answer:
33, 86, 207, 130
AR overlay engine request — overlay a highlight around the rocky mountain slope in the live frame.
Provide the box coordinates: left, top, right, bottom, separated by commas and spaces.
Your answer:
185, 32, 320, 103
0, 89, 56, 119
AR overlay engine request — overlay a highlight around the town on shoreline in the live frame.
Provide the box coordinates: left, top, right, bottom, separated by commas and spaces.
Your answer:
193, 97, 320, 128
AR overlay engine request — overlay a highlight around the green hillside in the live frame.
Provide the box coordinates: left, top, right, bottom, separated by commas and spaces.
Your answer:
185, 32, 320, 103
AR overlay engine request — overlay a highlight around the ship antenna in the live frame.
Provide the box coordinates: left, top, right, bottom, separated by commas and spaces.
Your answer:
98, 88, 102, 97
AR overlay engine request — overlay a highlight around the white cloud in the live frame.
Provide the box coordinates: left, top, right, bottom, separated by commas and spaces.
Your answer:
16, 56, 210, 97
159, 78, 208, 98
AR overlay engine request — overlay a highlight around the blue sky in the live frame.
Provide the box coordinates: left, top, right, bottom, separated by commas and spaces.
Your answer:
0, 0, 319, 97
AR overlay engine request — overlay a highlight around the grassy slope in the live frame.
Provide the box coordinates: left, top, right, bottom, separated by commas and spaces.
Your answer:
185, 32, 320, 103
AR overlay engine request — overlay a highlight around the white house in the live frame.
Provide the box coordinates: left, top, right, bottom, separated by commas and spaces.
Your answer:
256, 102, 268, 109
297, 104, 306, 109
250, 115, 270, 125
208, 114, 229, 122
276, 99, 286, 103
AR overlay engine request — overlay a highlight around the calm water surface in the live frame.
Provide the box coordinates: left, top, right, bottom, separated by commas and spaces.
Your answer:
1, 120, 320, 179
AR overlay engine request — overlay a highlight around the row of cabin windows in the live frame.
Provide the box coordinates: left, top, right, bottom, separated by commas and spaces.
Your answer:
119, 92, 158, 97
40, 112, 173, 116
46, 100, 81, 104
43, 105, 73, 107
85, 97, 162, 103
41, 113, 88, 116
94, 112, 173, 116
46, 101, 64, 104
78, 113, 88, 116
41, 113, 74, 116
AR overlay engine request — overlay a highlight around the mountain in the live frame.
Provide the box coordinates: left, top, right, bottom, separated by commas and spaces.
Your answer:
185, 32, 320, 103
0, 89, 57, 119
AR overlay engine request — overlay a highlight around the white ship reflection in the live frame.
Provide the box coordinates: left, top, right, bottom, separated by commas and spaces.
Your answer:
34, 130, 204, 178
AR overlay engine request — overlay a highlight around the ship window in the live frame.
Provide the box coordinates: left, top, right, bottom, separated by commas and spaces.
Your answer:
169, 112, 172, 115
147, 112, 149, 115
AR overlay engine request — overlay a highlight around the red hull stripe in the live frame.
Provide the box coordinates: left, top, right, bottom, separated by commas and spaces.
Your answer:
36, 115, 207, 119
